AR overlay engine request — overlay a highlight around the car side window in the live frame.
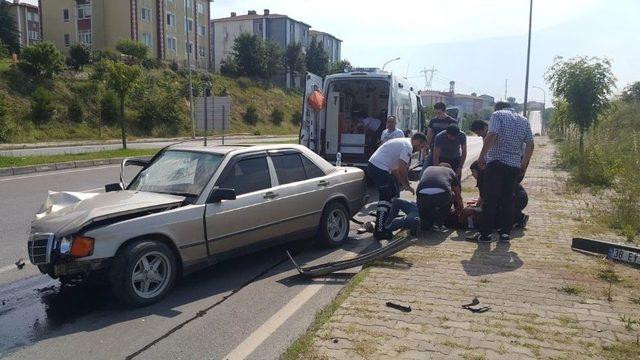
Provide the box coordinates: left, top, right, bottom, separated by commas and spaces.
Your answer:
271, 153, 306, 185
219, 156, 271, 196
301, 156, 326, 179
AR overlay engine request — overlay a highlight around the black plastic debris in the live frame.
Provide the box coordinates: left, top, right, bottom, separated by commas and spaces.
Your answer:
461, 297, 480, 308
462, 297, 490, 313
386, 302, 411, 312
15, 258, 25, 270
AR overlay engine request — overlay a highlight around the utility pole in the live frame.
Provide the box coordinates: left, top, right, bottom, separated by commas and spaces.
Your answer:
420, 66, 437, 90
185, 0, 195, 138
504, 79, 508, 100
523, 0, 533, 118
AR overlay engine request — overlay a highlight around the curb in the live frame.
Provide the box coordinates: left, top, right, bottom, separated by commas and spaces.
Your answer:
0, 157, 128, 178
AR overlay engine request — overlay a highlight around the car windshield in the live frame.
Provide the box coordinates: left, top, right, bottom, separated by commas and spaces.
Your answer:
128, 150, 223, 197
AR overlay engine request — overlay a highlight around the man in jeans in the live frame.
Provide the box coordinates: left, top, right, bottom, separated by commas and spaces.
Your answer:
417, 163, 464, 231
470, 102, 535, 243
432, 124, 467, 179
368, 133, 428, 240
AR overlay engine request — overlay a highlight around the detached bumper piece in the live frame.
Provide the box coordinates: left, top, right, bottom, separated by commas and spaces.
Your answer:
287, 236, 416, 277
572, 237, 640, 267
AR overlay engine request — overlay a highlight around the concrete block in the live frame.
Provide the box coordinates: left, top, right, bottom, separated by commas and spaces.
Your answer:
55, 162, 76, 170
74, 160, 94, 168
0, 167, 14, 177
12, 165, 36, 175
35, 164, 56, 173
93, 159, 110, 166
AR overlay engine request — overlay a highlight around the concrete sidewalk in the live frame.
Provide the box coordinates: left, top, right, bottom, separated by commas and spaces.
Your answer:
297, 137, 640, 359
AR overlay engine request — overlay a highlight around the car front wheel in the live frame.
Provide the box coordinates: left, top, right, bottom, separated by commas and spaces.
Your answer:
317, 202, 350, 247
109, 240, 177, 306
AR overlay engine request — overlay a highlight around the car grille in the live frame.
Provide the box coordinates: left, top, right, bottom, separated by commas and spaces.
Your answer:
28, 233, 54, 265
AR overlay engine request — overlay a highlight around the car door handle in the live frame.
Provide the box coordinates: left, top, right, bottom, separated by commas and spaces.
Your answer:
318, 180, 329, 187
263, 191, 278, 199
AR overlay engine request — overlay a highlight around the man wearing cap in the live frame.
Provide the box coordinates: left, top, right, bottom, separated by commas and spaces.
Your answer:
432, 124, 467, 179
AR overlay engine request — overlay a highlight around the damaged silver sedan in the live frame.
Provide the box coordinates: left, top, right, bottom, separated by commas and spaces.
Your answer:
28, 143, 367, 306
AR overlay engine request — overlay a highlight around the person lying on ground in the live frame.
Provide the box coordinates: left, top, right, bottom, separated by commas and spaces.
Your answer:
362, 198, 421, 237
417, 162, 464, 232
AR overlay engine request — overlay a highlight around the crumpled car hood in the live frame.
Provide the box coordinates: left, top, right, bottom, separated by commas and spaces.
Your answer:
31, 190, 185, 236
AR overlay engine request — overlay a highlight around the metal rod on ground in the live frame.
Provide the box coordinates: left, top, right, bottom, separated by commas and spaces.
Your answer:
523, 0, 533, 118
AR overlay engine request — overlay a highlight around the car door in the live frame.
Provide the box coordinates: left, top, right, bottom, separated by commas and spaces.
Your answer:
300, 72, 324, 153
205, 152, 280, 255
268, 150, 331, 237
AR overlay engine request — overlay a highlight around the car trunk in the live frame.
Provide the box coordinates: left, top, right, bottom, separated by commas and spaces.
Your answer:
322, 78, 390, 165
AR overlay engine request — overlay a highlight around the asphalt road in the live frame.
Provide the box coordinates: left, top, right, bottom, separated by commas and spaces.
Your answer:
0, 138, 483, 360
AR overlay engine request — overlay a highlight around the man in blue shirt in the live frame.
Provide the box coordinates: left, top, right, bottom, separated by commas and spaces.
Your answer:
470, 102, 534, 243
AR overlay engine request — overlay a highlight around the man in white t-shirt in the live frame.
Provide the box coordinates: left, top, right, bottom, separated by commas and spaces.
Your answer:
367, 133, 428, 240
380, 116, 405, 144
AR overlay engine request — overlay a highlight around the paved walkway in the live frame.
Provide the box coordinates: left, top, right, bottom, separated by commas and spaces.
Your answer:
302, 137, 640, 359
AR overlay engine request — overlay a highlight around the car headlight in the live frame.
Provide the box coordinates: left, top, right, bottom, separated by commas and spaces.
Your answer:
59, 235, 95, 258
59, 236, 73, 254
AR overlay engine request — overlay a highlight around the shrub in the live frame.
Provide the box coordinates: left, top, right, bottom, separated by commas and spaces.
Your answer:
18, 42, 65, 81
169, 61, 179, 72
141, 58, 157, 69
237, 77, 253, 89
92, 49, 119, 62
270, 108, 284, 125
243, 105, 259, 125
291, 110, 302, 126
0, 91, 9, 141
30, 86, 55, 125
115, 40, 148, 62
67, 97, 83, 123
220, 58, 238, 77
0, 39, 9, 59
68, 43, 92, 70
100, 91, 119, 126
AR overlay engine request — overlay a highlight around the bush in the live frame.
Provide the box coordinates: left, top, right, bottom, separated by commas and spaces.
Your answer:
0, 91, 9, 141
291, 110, 302, 126
92, 49, 119, 62
269, 108, 284, 125
169, 61, 179, 72
220, 58, 238, 77
31, 86, 55, 125
115, 39, 148, 62
100, 91, 119, 126
237, 77, 253, 89
67, 97, 84, 123
141, 58, 157, 70
18, 42, 66, 81
0, 39, 9, 59
68, 43, 92, 70
243, 105, 259, 125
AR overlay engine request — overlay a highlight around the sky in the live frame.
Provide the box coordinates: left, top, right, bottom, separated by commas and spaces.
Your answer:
22, 0, 640, 103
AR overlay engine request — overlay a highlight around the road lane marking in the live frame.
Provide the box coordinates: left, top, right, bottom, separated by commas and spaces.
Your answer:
223, 240, 372, 360
0, 164, 118, 183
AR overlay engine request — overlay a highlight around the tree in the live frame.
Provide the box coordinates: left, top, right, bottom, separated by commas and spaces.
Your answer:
269, 108, 284, 125
0, 39, 9, 59
104, 60, 142, 149
329, 59, 352, 75
30, 86, 55, 125
262, 41, 284, 84
67, 97, 83, 123
18, 42, 65, 81
243, 104, 259, 125
68, 43, 92, 70
284, 42, 305, 87
232, 33, 264, 78
305, 37, 329, 77
545, 56, 616, 156
507, 97, 517, 107
0, 2, 19, 54
115, 39, 149, 63
621, 81, 640, 103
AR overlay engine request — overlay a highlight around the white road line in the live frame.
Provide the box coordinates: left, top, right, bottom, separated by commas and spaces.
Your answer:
0, 164, 118, 183
223, 240, 371, 360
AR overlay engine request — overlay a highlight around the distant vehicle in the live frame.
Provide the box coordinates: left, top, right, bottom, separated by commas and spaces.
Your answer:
28, 143, 367, 306
446, 106, 464, 124
300, 69, 425, 168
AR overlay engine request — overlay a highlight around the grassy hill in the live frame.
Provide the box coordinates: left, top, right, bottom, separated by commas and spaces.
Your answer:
0, 58, 302, 143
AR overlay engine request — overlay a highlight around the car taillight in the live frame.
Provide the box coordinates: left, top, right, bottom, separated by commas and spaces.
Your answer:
70, 236, 95, 258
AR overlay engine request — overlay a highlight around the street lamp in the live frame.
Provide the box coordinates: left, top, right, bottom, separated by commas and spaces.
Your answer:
381, 57, 400, 71
532, 85, 546, 134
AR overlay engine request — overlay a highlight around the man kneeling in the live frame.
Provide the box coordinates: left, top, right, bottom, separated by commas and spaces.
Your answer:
363, 198, 421, 237
417, 163, 464, 231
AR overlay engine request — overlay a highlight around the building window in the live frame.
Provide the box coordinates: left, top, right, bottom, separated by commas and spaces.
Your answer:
186, 0, 193, 8
198, 46, 205, 57
196, 2, 205, 14
62, 9, 69, 22
141, 8, 152, 21
28, 31, 39, 40
198, 24, 205, 37
64, 34, 70, 47
28, 12, 38, 22
185, 18, 193, 32
77, 4, 91, 19
166, 13, 176, 27
185, 41, 193, 54
142, 33, 153, 47
167, 37, 177, 52
79, 30, 92, 45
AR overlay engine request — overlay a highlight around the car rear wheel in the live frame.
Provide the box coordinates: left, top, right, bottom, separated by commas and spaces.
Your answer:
317, 202, 350, 247
109, 240, 177, 306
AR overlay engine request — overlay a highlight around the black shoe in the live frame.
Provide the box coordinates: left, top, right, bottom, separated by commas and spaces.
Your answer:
466, 232, 492, 243
374, 232, 394, 241
410, 218, 422, 238
499, 233, 510, 243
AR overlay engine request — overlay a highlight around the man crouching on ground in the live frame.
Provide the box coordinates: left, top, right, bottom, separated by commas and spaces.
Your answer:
367, 133, 428, 240
417, 163, 464, 232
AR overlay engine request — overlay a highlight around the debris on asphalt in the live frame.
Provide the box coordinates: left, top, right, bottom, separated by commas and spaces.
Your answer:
461, 297, 480, 308
15, 258, 25, 270
385, 302, 412, 312
461, 297, 490, 313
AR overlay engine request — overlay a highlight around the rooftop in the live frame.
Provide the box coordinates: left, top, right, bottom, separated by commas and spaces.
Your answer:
212, 10, 311, 28
309, 30, 343, 42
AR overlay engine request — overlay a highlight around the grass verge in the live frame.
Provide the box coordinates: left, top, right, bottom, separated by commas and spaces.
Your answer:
281, 268, 371, 360
0, 148, 160, 168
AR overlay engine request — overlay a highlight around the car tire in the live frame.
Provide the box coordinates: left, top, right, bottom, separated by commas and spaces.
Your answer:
109, 240, 177, 307
317, 201, 350, 247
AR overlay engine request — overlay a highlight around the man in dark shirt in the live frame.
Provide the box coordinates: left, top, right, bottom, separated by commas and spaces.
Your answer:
417, 163, 464, 231
433, 124, 467, 179
425, 102, 457, 167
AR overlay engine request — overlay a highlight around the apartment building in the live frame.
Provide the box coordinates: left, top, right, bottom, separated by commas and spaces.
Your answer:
5, 0, 41, 48
309, 30, 341, 64
39, 0, 212, 69
211, 9, 311, 73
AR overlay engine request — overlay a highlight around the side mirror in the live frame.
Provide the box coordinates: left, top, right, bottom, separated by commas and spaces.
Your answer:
105, 183, 123, 192
207, 188, 236, 203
